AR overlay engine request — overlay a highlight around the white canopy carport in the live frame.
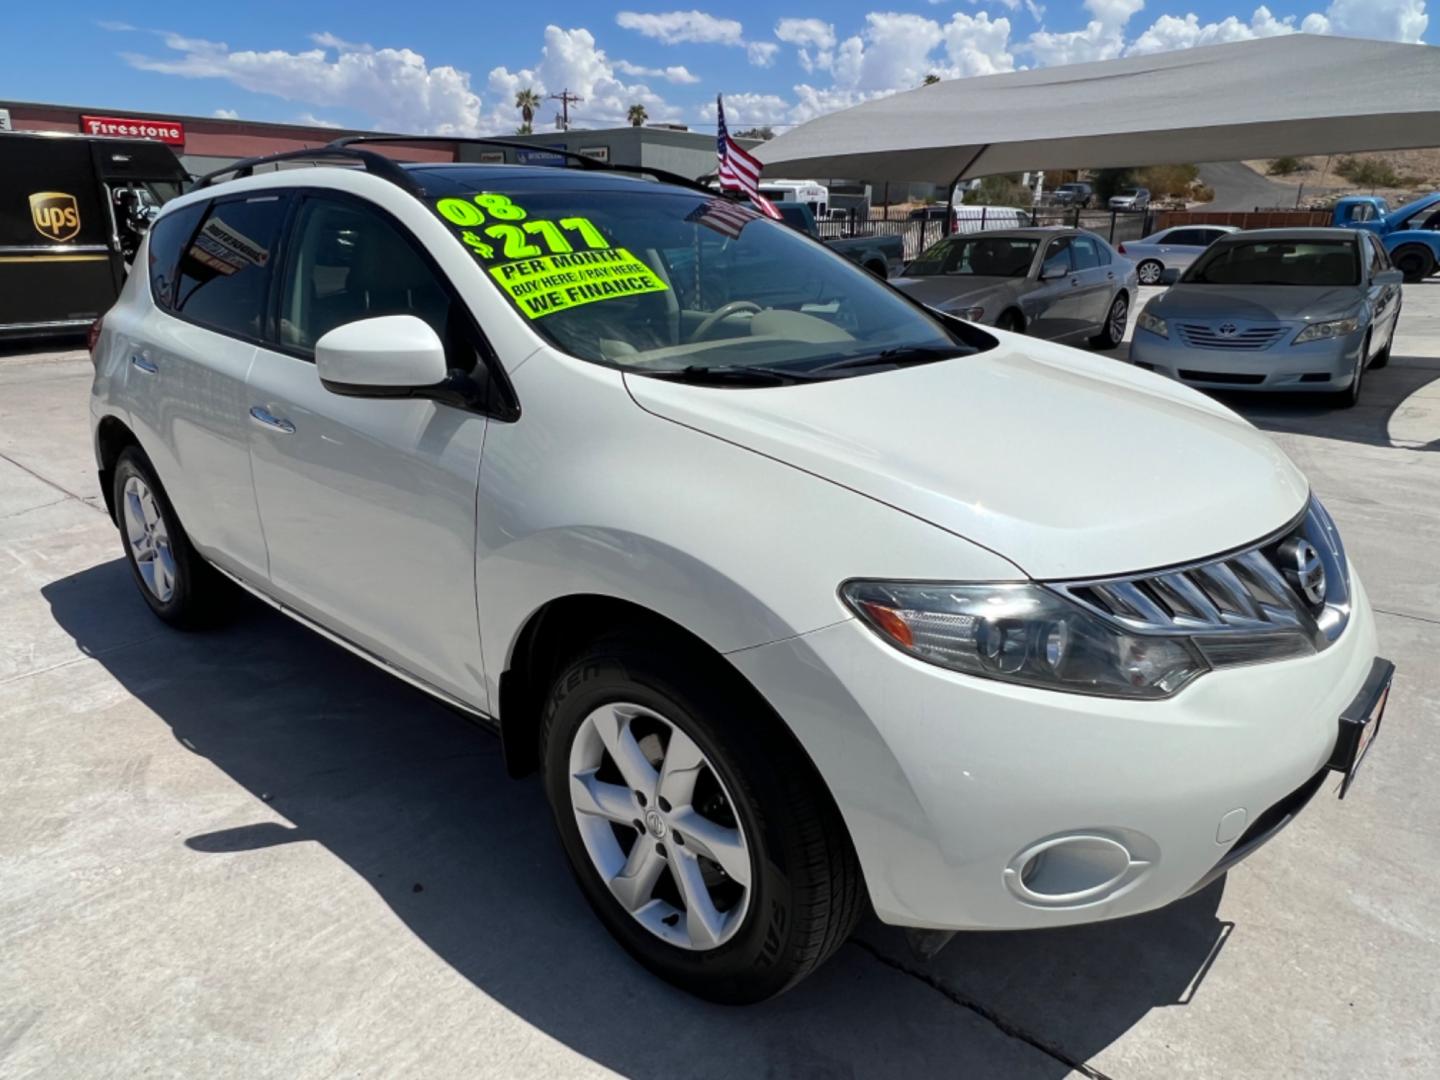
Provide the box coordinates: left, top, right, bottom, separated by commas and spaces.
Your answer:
756, 35, 1440, 185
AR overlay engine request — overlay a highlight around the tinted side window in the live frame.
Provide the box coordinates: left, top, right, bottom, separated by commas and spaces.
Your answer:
175, 196, 287, 340
1166, 229, 1203, 246
147, 202, 206, 312
1370, 235, 1391, 270
1042, 238, 1073, 275
279, 196, 455, 354
1071, 235, 1101, 270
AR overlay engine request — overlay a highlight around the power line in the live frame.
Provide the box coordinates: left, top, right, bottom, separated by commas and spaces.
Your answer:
548, 89, 583, 130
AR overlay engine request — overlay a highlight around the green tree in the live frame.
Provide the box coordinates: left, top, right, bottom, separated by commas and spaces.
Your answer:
923, 73, 941, 85
627, 103, 648, 127
1268, 156, 1306, 176
514, 88, 541, 131
963, 174, 1030, 207
735, 126, 775, 140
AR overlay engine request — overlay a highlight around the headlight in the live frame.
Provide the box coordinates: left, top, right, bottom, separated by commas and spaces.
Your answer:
1293, 317, 1361, 344
956, 305, 985, 322
840, 581, 1207, 699
1136, 310, 1168, 338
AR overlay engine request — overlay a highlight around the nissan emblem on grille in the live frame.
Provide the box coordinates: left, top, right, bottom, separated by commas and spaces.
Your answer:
1278, 537, 1327, 606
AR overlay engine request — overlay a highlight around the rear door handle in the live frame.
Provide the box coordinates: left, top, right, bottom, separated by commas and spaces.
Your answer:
248, 406, 295, 434
130, 355, 158, 374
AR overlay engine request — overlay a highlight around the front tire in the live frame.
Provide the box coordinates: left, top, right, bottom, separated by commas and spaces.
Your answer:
541, 635, 863, 1003
113, 448, 227, 628
1136, 259, 1164, 286
1329, 333, 1369, 409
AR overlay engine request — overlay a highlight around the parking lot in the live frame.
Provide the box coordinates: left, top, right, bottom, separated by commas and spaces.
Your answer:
3, 284, 1438, 1079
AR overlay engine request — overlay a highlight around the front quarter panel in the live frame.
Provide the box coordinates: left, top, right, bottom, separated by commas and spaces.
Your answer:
473, 348, 1024, 707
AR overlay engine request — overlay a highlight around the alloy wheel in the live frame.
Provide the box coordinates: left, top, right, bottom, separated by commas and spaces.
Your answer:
1107, 295, 1129, 346
122, 475, 177, 602
1137, 260, 1163, 285
568, 702, 752, 951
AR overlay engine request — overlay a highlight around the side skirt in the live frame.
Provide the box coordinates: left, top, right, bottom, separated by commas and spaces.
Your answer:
209, 562, 500, 733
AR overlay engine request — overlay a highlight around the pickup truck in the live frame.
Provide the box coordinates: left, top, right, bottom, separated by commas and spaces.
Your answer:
1332, 193, 1440, 281
774, 203, 905, 279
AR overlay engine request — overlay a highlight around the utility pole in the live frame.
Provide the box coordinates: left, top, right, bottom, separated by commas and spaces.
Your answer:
549, 89, 583, 131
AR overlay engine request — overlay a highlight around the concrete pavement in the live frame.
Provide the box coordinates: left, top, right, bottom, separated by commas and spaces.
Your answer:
3, 290, 1439, 1079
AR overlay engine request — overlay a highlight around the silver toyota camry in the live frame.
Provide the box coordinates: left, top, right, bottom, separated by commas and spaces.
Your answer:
1130, 228, 1404, 407
891, 227, 1139, 350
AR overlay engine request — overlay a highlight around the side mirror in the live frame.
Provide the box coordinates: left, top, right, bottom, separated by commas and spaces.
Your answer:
1040, 258, 1068, 280
316, 315, 449, 398
1374, 268, 1404, 286
1159, 267, 1182, 285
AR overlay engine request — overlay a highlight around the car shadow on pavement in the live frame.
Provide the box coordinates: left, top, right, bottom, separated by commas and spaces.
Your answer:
43, 559, 1231, 1079
1209, 354, 1440, 453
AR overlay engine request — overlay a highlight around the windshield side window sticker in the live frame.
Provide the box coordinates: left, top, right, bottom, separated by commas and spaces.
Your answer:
490, 249, 668, 319
435, 193, 667, 318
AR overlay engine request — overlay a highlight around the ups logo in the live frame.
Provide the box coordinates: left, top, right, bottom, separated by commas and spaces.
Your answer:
29, 191, 81, 243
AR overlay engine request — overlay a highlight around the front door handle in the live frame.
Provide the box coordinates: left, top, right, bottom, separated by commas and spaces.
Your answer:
130, 355, 158, 374
248, 406, 295, 434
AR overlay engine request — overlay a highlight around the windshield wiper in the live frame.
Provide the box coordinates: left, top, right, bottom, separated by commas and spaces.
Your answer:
816, 345, 959, 373
640, 364, 827, 386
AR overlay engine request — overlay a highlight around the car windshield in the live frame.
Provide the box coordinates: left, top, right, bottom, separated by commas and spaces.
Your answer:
1184, 239, 1359, 287
427, 186, 984, 381
1118, 189, 1141, 197
905, 236, 1038, 278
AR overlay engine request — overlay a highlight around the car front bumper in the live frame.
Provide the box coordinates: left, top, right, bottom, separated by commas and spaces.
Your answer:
728, 571, 1380, 931
1129, 325, 1365, 391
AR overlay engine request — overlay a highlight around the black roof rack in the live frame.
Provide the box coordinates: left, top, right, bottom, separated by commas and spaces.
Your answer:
192, 134, 737, 205
194, 145, 426, 194
326, 135, 720, 198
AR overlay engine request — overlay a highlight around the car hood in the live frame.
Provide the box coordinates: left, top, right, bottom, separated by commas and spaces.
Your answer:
623, 334, 1308, 579
890, 275, 1018, 312
1152, 284, 1362, 322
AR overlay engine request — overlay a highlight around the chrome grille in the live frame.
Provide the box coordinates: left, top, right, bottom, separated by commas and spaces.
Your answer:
1177, 323, 1287, 350
1052, 498, 1351, 658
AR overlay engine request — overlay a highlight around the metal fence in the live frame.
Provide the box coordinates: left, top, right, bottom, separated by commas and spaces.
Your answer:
814, 206, 1157, 261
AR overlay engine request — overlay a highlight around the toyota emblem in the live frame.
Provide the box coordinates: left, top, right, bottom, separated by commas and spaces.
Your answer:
1278, 537, 1327, 606
1217, 322, 1239, 337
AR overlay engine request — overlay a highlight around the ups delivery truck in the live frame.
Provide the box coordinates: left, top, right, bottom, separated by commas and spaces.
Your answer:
1, 131, 188, 341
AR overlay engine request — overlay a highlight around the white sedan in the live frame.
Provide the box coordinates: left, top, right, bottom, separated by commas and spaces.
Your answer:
1121, 223, 1241, 284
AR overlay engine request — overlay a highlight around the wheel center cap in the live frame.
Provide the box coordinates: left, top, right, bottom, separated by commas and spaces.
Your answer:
644, 809, 667, 838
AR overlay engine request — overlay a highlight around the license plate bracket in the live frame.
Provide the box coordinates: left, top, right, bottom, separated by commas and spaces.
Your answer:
1327, 657, 1394, 799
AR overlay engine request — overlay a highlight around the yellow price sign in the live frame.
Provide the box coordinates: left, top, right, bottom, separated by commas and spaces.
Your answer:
489, 248, 669, 319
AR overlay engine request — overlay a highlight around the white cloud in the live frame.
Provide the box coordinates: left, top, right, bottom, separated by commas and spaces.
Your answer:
701, 92, 794, 126
1127, 6, 1298, 54
775, 17, 837, 71
293, 112, 342, 128
614, 11, 744, 45
1085, 0, 1146, 26
747, 41, 780, 66
123, 31, 485, 135
485, 25, 683, 132
211, 107, 239, 119
943, 13, 1016, 76
613, 59, 700, 83
1322, 0, 1427, 42
832, 13, 946, 90
97, 19, 136, 32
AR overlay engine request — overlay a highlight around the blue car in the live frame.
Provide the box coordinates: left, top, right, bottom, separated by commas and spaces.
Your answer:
1129, 228, 1403, 408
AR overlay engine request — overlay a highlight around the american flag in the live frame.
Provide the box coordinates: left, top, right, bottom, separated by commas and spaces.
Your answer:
687, 198, 760, 241
716, 95, 781, 220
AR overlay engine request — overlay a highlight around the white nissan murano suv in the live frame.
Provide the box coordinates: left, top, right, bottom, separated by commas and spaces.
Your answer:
88, 142, 1391, 1003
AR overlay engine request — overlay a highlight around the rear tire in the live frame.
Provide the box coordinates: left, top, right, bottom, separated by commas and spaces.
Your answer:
113, 448, 228, 628
996, 309, 1025, 334
1136, 259, 1163, 286
1392, 245, 1433, 283
541, 634, 863, 1003
1090, 292, 1129, 350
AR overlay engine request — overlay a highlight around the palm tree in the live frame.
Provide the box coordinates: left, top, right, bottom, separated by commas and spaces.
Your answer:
515, 88, 541, 131
627, 103, 648, 128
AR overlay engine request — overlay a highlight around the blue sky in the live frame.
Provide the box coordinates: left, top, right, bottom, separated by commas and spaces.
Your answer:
1, 2, 1429, 134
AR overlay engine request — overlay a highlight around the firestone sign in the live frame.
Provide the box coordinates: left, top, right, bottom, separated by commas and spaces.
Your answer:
81, 115, 186, 146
